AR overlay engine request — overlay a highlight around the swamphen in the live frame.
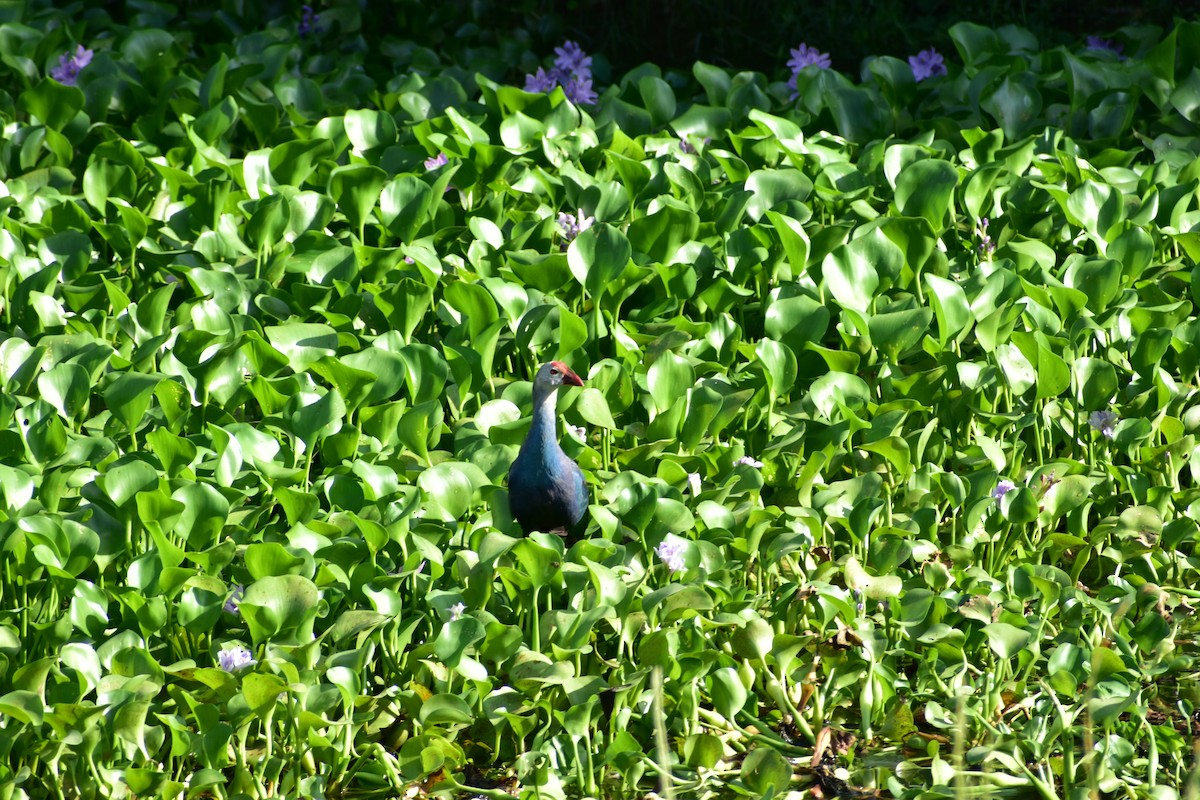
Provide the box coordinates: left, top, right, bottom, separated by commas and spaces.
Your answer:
508, 361, 588, 536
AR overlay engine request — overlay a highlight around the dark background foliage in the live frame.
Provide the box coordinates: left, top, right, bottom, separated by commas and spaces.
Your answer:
87, 0, 1200, 82
547, 0, 1200, 71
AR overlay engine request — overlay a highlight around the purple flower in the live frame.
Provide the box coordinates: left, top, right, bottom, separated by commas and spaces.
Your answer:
1085, 36, 1124, 58
976, 217, 995, 256
224, 584, 245, 615
298, 5, 319, 37
524, 41, 598, 104
553, 40, 593, 76
524, 67, 560, 94
735, 455, 763, 468
656, 540, 686, 573
1089, 409, 1118, 439
424, 152, 448, 171
788, 43, 831, 72
991, 480, 1016, 500
566, 424, 586, 439
563, 74, 597, 105
217, 646, 255, 672
449, 602, 467, 621
787, 44, 831, 97
908, 48, 947, 82
49, 45, 93, 86
558, 209, 594, 248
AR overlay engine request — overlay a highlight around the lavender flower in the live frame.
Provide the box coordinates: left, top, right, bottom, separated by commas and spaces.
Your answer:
735, 455, 763, 468
788, 43, 831, 72
224, 585, 245, 615
656, 539, 686, 573
217, 646, 255, 672
563, 74, 597, 105
553, 41, 593, 75
975, 217, 995, 256
558, 209, 594, 248
1089, 409, 1118, 439
566, 424, 586, 439
991, 480, 1016, 500
424, 152, 448, 171
298, 5, 320, 37
449, 602, 467, 621
908, 48, 947, 82
686, 472, 702, 496
524, 41, 598, 104
50, 45, 93, 86
679, 137, 711, 155
1085, 36, 1124, 58
524, 67, 560, 94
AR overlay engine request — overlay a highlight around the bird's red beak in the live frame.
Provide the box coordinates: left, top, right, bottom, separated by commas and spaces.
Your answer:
553, 361, 584, 387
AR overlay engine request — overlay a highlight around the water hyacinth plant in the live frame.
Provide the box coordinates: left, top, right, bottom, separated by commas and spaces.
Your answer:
524, 39, 598, 103
907, 47, 947, 80
557, 208, 594, 248
656, 539, 687, 572
224, 584, 245, 614
217, 646, 256, 672
0, 4, 1199, 799
786, 42, 830, 96
1089, 409, 1119, 438
1085, 34, 1124, 56
48, 44, 92, 85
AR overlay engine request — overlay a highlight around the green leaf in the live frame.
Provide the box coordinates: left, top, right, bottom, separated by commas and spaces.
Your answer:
104, 373, 162, 432
245, 542, 307, 579
647, 351, 695, 414
20, 79, 84, 131
693, 61, 731, 105
894, 159, 959, 230
982, 75, 1042, 140
984, 622, 1031, 660
1040, 475, 1096, 523
568, 222, 632, 300
328, 164, 388, 232
740, 746, 792, 796
380, 175, 434, 241
344, 108, 398, 151
708, 667, 747, 720
284, 389, 346, 447
868, 308, 932, 361
99, 459, 160, 508
239, 575, 320, 645
241, 673, 288, 717
1074, 357, 1118, 409
745, 169, 812, 221
38, 363, 90, 422
756, 339, 796, 401
575, 388, 616, 429
268, 138, 333, 186
265, 323, 338, 372
638, 76, 677, 126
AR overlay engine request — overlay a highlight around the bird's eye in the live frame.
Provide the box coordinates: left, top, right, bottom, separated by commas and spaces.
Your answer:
550, 367, 559, 374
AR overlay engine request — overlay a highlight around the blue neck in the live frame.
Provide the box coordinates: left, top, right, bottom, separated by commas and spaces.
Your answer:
528, 383, 560, 456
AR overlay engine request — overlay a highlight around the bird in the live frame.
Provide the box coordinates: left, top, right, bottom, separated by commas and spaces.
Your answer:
507, 361, 588, 537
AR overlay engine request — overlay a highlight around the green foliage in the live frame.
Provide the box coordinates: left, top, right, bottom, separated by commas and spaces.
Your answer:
1, 4, 1199, 800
